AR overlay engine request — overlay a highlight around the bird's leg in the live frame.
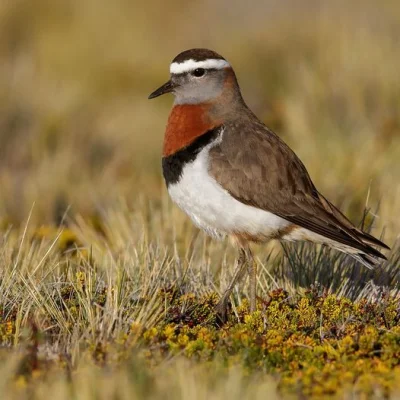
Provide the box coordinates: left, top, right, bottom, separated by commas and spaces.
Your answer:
215, 247, 247, 321
246, 247, 257, 313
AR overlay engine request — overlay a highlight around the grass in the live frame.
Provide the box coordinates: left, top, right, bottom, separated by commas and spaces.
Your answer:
0, 0, 400, 398
0, 206, 398, 399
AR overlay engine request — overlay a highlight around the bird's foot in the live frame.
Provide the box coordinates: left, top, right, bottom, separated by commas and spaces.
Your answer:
215, 298, 229, 325
249, 296, 256, 313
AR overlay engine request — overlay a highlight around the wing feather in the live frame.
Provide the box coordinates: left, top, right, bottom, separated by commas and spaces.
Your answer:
208, 122, 388, 259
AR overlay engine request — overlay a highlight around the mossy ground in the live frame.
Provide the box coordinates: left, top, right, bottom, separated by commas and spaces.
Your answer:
142, 289, 400, 398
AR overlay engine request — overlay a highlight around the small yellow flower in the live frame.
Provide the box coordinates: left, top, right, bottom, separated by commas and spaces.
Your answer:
14, 375, 27, 389
5, 321, 13, 335
177, 333, 189, 347
143, 327, 158, 341
163, 324, 176, 339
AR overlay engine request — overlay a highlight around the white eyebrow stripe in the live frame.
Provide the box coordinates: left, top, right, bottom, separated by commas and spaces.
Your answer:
170, 59, 230, 74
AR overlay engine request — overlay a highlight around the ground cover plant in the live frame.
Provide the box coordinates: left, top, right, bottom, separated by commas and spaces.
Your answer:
0, 208, 398, 399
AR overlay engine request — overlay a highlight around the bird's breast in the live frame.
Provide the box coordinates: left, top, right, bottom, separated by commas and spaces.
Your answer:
163, 104, 222, 157
162, 126, 223, 187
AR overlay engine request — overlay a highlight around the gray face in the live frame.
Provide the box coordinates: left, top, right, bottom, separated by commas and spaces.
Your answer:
171, 68, 226, 105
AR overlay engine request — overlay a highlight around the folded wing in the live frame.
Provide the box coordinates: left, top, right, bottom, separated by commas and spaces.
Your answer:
208, 123, 389, 260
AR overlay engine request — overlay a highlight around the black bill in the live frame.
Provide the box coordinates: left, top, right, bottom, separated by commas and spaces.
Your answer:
148, 80, 176, 99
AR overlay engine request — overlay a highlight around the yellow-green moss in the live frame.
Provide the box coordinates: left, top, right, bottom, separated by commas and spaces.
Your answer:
1, 267, 399, 399
140, 288, 400, 398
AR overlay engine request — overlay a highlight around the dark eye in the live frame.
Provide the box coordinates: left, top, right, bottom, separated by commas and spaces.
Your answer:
192, 68, 205, 77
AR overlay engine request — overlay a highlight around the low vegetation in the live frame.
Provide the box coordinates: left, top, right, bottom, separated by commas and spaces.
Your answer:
0, 215, 398, 399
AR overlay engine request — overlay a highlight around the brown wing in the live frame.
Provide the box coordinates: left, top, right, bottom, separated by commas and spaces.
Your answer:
209, 121, 388, 257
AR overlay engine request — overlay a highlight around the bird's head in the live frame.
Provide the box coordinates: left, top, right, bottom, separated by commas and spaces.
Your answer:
149, 48, 243, 111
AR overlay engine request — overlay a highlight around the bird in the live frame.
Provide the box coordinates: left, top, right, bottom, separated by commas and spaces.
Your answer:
148, 48, 390, 318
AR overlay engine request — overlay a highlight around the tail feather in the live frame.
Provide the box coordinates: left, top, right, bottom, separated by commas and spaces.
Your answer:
357, 230, 390, 250
350, 252, 383, 270
335, 231, 389, 270
358, 242, 387, 260
317, 192, 391, 258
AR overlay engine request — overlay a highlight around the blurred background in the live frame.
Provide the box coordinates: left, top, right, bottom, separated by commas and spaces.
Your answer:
0, 0, 399, 243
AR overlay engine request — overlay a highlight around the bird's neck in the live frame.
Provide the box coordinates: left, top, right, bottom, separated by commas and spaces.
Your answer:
163, 104, 222, 157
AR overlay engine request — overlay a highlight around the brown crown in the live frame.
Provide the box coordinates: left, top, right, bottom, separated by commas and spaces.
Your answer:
172, 48, 226, 64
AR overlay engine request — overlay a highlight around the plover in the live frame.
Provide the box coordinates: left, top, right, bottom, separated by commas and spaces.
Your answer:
149, 48, 389, 317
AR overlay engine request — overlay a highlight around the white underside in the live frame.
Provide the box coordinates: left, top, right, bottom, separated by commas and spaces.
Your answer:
168, 134, 352, 251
